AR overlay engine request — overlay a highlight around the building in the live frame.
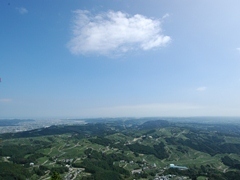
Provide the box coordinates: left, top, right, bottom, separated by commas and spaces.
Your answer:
131, 169, 142, 174
169, 164, 188, 170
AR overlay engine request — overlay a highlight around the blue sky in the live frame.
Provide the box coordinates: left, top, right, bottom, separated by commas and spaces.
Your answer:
1, 0, 240, 118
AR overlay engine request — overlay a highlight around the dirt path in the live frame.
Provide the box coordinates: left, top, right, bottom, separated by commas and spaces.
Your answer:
66, 142, 80, 150
223, 167, 228, 173
48, 147, 53, 155
39, 170, 50, 180
58, 143, 66, 152
41, 160, 48, 165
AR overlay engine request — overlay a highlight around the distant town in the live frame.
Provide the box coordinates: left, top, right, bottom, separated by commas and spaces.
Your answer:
0, 119, 85, 134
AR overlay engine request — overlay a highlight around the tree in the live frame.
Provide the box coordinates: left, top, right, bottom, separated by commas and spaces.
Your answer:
51, 172, 62, 180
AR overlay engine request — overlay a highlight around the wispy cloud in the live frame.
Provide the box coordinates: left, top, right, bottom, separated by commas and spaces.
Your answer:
79, 103, 202, 117
237, 47, 240, 52
68, 10, 171, 56
196, 86, 207, 91
16, 7, 28, 14
0, 98, 12, 103
162, 13, 170, 20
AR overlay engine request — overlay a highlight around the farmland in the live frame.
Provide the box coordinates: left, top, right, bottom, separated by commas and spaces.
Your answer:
1, 118, 240, 179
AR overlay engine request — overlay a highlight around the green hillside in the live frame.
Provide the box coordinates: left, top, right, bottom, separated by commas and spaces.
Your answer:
1, 119, 240, 179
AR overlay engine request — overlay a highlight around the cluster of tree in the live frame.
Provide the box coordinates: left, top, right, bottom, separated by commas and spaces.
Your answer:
139, 120, 170, 130
176, 145, 188, 153
205, 124, 240, 137
89, 136, 112, 146
165, 131, 240, 156
50, 171, 62, 180
127, 142, 168, 159
221, 156, 240, 169
153, 142, 169, 159
144, 129, 156, 135
0, 162, 30, 180
111, 142, 129, 151
72, 148, 130, 180
176, 122, 240, 137
0, 143, 48, 164
32, 165, 67, 178
127, 143, 156, 156
51, 166, 68, 174
33, 165, 48, 176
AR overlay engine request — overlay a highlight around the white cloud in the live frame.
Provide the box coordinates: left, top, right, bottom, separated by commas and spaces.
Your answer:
237, 47, 240, 52
196, 86, 207, 91
16, 7, 28, 14
68, 10, 171, 56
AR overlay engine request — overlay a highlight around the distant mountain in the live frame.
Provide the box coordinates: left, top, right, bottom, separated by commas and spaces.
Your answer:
139, 120, 170, 129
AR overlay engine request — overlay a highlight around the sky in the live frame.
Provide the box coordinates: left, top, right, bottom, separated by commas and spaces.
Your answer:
1, 0, 240, 118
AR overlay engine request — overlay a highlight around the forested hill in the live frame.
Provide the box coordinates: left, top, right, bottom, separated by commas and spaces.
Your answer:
1, 119, 240, 180
138, 120, 170, 129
